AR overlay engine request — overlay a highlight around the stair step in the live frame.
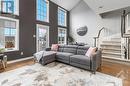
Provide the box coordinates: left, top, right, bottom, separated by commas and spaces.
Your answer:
111, 38, 121, 41
102, 50, 121, 53
102, 56, 122, 59
102, 54, 122, 59
101, 44, 121, 47
101, 48, 124, 51
102, 41, 121, 43
126, 29, 130, 33
111, 38, 121, 40
123, 34, 130, 37
102, 52, 124, 55
101, 46, 121, 50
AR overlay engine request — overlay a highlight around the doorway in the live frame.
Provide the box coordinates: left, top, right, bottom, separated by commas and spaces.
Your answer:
36, 24, 49, 52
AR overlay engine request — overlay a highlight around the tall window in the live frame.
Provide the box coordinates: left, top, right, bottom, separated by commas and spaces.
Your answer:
58, 7, 67, 26
37, 0, 49, 22
58, 28, 67, 44
0, 17, 19, 51
0, 0, 19, 15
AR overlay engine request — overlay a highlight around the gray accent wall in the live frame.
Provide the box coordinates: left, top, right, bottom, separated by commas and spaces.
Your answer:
49, 2, 58, 46
2, 0, 69, 61
70, 0, 122, 46
5, 0, 36, 61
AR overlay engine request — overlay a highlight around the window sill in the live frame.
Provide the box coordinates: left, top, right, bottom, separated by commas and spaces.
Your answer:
58, 25, 67, 28
36, 20, 49, 23
4, 49, 19, 53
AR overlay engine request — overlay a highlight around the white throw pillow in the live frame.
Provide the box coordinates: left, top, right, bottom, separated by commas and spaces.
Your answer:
85, 47, 97, 57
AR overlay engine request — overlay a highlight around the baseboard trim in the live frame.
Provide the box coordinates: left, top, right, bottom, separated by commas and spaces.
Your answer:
7, 56, 34, 64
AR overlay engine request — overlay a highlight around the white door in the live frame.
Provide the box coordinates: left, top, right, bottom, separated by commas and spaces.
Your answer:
58, 28, 67, 44
36, 24, 49, 52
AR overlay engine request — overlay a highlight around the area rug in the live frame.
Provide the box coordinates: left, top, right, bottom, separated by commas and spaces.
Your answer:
0, 62, 122, 86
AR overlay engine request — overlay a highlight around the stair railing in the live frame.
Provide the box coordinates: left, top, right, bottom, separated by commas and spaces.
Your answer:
121, 10, 130, 60
93, 27, 105, 47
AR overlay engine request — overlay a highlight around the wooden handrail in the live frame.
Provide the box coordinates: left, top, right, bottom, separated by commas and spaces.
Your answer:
94, 27, 105, 47
97, 27, 105, 38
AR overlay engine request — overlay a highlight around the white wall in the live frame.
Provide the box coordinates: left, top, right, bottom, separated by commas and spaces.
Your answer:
70, 0, 122, 46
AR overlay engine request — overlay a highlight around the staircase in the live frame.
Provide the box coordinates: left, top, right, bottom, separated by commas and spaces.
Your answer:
100, 37, 126, 60
94, 27, 129, 62
123, 28, 130, 37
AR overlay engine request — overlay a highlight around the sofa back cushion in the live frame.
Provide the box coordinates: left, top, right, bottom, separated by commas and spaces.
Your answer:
77, 46, 90, 55
58, 45, 64, 52
63, 45, 78, 54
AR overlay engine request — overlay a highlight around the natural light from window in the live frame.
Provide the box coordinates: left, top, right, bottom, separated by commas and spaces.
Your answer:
0, 0, 19, 15
0, 16, 19, 51
36, 0, 49, 22
58, 7, 67, 26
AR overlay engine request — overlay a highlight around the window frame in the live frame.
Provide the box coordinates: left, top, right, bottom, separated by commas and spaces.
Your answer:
0, 16, 19, 52
36, 0, 49, 22
0, 0, 19, 15
58, 7, 67, 27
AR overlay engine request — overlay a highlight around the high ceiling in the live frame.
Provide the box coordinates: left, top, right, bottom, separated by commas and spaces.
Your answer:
51, 0, 130, 14
50, 0, 81, 11
83, 0, 130, 14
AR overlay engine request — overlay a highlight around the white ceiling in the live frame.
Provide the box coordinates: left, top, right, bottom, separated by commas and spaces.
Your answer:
51, 0, 130, 14
84, 0, 130, 14
50, 0, 81, 11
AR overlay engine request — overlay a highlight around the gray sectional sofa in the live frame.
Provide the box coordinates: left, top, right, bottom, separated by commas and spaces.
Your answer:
39, 45, 102, 74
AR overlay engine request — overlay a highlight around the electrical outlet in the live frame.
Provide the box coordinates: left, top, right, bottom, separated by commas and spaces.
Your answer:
21, 52, 24, 55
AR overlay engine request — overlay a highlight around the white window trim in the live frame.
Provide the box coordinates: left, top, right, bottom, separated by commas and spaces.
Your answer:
15, 0, 19, 15
36, 24, 49, 52
58, 27, 67, 45
46, 0, 49, 22
0, 16, 19, 52
58, 7, 67, 27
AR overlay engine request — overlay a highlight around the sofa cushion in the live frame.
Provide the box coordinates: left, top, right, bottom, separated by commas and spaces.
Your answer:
58, 45, 64, 52
56, 52, 74, 60
70, 55, 90, 66
77, 46, 90, 55
63, 45, 78, 54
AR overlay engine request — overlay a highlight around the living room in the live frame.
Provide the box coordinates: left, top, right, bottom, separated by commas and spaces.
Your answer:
0, 0, 130, 86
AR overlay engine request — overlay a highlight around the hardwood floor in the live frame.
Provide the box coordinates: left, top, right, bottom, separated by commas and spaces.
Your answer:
100, 61, 130, 86
0, 59, 130, 86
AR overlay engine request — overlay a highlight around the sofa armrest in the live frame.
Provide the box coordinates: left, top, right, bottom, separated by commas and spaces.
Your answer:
90, 49, 102, 73
45, 48, 51, 51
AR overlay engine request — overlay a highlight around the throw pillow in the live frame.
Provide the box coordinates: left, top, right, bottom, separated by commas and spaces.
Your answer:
85, 47, 97, 57
51, 44, 59, 51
